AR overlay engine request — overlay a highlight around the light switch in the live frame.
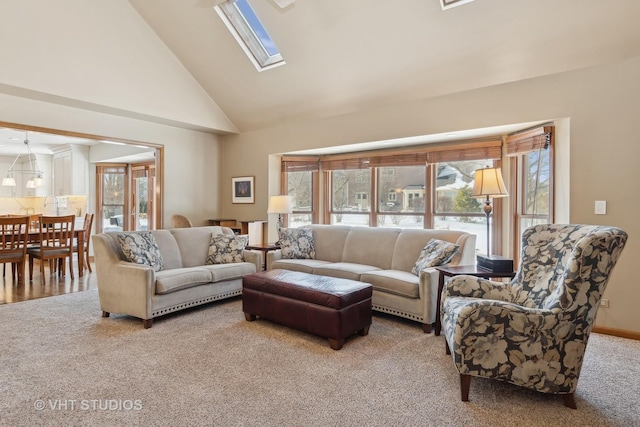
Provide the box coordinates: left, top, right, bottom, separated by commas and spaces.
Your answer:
595, 200, 607, 215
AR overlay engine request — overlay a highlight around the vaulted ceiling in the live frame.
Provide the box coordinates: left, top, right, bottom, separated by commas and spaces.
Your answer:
128, 0, 640, 133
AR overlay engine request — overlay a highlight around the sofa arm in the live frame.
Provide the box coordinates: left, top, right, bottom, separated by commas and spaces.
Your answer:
418, 267, 439, 324
243, 250, 261, 272
97, 260, 155, 320
266, 249, 283, 271
93, 234, 156, 320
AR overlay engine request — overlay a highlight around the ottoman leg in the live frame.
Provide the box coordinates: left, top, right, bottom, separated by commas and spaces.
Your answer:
244, 313, 257, 321
328, 338, 345, 350
358, 325, 370, 336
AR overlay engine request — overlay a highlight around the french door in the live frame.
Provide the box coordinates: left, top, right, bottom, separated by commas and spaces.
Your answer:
96, 161, 158, 233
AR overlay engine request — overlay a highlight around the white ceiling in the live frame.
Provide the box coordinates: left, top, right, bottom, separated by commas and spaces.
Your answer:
4, 1, 640, 157
129, 0, 640, 135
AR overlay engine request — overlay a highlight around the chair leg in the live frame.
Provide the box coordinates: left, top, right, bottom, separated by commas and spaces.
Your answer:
68, 255, 74, 280
29, 256, 34, 280
86, 251, 92, 273
460, 374, 471, 402
445, 340, 451, 355
40, 257, 46, 284
563, 393, 577, 409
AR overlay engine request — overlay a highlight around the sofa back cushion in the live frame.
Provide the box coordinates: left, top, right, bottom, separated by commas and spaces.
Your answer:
342, 227, 401, 269
391, 229, 470, 272
308, 225, 352, 262
171, 226, 230, 268
150, 230, 183, 270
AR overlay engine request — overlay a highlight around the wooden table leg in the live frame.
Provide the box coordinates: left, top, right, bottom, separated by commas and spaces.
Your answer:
435, 272, 447, 336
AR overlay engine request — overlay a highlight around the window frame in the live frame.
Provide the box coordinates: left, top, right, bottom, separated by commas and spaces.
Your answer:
216, 0, 285, 72
507, 125, 555, 265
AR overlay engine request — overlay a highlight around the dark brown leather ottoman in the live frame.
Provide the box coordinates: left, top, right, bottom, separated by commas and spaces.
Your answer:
242, 269, 372, 350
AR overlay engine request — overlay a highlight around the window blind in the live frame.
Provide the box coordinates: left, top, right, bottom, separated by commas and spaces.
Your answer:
506, 126, 554, 156
281, 157, 320, 173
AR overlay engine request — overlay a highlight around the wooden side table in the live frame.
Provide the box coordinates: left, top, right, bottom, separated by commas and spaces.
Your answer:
434, 265, 516, 336
245, 243, 280, 271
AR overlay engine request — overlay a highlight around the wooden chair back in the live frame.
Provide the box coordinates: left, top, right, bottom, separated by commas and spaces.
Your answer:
38, 215, 75, 254
0, 215, 30, 263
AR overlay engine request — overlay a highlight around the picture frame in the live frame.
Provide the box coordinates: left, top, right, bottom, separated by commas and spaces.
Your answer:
232, 176, 255, 204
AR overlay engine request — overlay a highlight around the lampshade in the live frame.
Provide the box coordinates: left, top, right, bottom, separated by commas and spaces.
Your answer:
1, 175, 16, 187
472, 167, 508, 198
267, 195, 293, 214
1, 132, 45, 188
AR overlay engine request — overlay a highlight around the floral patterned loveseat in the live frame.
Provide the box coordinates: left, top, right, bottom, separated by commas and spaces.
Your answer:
441, 224, 628, 408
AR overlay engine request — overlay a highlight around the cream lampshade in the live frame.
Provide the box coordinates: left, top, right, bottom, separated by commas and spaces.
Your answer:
267, 195, 293, 230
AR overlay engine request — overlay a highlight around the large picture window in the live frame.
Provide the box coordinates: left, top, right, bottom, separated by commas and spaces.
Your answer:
283, 138, 510, 255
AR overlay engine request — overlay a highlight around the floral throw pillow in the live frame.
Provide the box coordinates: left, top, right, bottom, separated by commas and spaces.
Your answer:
278, 227, 315, 259
206, 234, 248, 264
411, 238, 460, 275
117, 232, 164, 272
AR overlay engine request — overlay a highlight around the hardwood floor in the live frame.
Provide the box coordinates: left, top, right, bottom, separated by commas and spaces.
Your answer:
0, 255, 97, 304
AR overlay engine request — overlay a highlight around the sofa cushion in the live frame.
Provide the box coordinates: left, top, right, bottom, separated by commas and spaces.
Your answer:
411, 239, 460, 275
203, 262, 256, 282
207, 234, 248, 264
172, 226, 230, 268
270, 258, 331, 274
155, 267, 212, 294
308, 225, 352, 262
313, 262, 381, 281
278, 227, 315, 259
117, 231, 164, 272
341, 227, 400, 269
360, 270, 420, 299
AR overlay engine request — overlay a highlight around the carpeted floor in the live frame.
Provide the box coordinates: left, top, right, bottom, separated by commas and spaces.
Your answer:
1, 289, 639, 426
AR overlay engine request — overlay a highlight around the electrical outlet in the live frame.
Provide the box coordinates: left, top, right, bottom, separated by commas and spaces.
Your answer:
595, 200, 607, 215
600, 299, 609, 308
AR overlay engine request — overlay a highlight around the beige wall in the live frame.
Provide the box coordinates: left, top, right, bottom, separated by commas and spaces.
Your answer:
220, 57, 640, 333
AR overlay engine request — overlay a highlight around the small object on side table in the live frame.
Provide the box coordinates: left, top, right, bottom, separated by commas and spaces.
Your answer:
434, 265, 516, 336
245, 242, 280, 271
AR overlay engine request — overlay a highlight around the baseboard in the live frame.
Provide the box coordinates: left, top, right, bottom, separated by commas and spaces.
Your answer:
592, 326, 640, 341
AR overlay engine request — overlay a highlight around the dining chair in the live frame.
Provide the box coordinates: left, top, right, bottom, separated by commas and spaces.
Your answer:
73, 213, 94, 273
170, 214, 193, 228
28, 215, 75, 283
0, 215, 30, 285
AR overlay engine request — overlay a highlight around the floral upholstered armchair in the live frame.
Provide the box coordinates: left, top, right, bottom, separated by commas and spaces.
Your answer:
441, 224, 628, 408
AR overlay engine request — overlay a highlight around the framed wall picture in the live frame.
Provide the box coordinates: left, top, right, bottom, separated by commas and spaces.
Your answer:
232, 176, 255, 204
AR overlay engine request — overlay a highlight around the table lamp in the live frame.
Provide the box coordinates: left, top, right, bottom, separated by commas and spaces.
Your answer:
267, 195, 292, 231
472, 167, 508, 258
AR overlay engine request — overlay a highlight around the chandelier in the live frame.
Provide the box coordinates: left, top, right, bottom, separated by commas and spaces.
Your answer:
2, 132, 45, 188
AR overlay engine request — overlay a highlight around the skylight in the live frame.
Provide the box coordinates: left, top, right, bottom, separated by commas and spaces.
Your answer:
216, 0, 285, 72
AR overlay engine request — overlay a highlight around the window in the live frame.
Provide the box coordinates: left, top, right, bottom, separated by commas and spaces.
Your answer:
507, 126, 554, 262
330, 169, 371, 226
284, 138, 506, 254
216, 0, 284, 71
96, 165, 127, 234
432, 160, 493, 252
377, 166, 425, 228
281, 157, 319, 227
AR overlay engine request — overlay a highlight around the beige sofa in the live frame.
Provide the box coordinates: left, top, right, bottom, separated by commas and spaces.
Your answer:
93, 226, 260, 328
267, 225, 476, 332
